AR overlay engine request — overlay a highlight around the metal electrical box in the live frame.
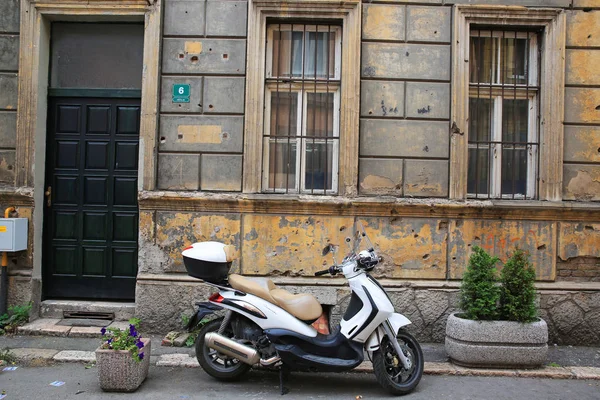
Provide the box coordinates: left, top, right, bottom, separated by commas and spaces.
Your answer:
0, 218, 28, 252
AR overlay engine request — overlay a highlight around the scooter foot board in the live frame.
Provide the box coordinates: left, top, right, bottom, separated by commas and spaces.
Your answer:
274, 344, 363, 373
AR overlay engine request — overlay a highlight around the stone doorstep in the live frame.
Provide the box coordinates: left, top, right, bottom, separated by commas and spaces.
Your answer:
40, 300, 136, 321
17, 318, 127, 338
7, 348, 600, 380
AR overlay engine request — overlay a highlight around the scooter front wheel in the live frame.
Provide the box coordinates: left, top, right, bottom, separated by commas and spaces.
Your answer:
373, 329, 424, 395
195, 317, 251, 381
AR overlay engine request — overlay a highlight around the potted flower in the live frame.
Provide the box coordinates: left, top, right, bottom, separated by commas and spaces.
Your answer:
445, 247, 548, 368
96, 318, 151, 391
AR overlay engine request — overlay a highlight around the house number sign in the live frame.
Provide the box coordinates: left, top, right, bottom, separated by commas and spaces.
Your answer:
172, 84, 191, 103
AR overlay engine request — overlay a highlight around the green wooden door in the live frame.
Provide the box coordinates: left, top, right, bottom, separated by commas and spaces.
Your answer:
43, 96, 140, 300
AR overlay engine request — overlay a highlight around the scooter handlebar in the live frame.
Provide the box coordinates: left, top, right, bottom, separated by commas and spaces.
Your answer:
314, 266, 338, 276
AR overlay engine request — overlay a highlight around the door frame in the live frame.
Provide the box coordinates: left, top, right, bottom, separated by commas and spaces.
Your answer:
15, 0, 162, 303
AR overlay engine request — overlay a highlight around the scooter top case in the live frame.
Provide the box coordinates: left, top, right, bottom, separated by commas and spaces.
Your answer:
182, 241, 236, 285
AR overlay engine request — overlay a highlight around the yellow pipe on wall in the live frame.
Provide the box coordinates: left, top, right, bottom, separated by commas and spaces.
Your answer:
2, 207, 15, 268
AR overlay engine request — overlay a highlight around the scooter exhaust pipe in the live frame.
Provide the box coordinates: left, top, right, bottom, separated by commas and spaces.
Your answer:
204, 332, 260, 365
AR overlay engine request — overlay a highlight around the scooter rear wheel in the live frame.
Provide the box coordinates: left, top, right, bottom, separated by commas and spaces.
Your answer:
373, 329, 424, 395
195, 317, 252, 381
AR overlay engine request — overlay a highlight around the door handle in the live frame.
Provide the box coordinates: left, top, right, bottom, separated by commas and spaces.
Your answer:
45, 186, 52, 207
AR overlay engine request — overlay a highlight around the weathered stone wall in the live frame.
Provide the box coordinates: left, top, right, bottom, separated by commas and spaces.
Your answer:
157, 0, 247, 191
563, 5, 600, 201
0, 0, 19, 186
134, 0, 598, 346
359, 2, 450, 197
557, 257, 600, 282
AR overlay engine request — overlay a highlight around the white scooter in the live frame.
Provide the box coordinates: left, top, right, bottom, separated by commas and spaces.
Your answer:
182, 224, 423, 396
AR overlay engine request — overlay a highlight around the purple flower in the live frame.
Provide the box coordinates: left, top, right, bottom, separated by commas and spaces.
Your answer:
100, 327, 106, 335
138, 352, 144, 360
129, 324, 138, 337
135, 340, 144, 349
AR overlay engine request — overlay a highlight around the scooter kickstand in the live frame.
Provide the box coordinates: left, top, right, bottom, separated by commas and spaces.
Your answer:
279, 366, 290, 395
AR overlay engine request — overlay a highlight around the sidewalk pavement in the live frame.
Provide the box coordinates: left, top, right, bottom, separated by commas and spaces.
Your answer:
1, 332, 599, 380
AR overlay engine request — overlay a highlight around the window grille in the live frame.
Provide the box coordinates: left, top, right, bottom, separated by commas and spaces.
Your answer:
263, 23, 341, 194
468, 29, 541, 199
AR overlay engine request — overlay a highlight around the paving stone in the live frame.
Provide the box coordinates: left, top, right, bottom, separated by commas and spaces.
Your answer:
424, 362, 457, 375
53, 350, 96, 363
40, 325, 72, 337
107, 321, 130, 331
10, 348, 59, 367
571, 366, 600, 380
156, 353, 199, 368
173, 333, 192, 347
517, 367, 574, 379
451, 364, 517, 377
17, 318, 61, 335
68, 326, 103, 338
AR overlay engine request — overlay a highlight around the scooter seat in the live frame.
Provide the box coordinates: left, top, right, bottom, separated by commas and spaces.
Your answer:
270, 289, 323, 322
228, 274, 322, 322
229, 274, 277, 304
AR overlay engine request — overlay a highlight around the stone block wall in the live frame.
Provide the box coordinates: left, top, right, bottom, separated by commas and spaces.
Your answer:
133, 0, 599, 346
157, 0, 247, 192
0, 0, 19, 186
359, 2, 451, 197
563, 6, 600, 201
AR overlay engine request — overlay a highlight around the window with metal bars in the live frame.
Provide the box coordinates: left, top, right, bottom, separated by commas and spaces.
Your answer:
263, 23, 341, 194
468, 29, 541, 200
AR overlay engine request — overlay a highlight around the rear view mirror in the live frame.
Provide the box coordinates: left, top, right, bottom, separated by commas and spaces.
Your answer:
322, 244, 338, 256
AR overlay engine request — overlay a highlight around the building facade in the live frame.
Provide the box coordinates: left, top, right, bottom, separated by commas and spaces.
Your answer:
1, 0, 599, 344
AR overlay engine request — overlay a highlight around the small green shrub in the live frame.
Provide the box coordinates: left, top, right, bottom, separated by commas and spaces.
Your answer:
460, 246, 500, 321
500, 248, 537, 323
0, 302, 32, 334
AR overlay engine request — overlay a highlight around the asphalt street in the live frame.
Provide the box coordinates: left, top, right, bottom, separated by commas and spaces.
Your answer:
1, 364, 599, 400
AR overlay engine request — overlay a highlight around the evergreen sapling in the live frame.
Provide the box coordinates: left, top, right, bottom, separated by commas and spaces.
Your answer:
459, 246, 500, 321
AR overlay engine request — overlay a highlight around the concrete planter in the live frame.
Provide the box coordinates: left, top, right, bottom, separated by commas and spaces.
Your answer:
96, 338, 151, 392
445, 313, 548, 369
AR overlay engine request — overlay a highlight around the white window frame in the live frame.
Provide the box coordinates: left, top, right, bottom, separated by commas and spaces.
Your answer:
467, 30, 539, 199
450, 6, 565, 201
243, 0, 361, 196
262, 24, 342, 194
